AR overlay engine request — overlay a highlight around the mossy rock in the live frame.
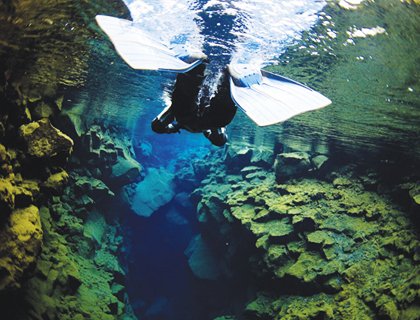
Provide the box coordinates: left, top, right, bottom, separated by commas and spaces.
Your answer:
43, 170, 69, 192
0, 178, 15, 212
307, 230, 335, 246
285, 252, 327, 282
231, 204, 256, 222
19, 118, 73, 160
250, 219, 293, 238
273, 294, 335, 320
0, 205, 43, 290
245, 294, 275, 320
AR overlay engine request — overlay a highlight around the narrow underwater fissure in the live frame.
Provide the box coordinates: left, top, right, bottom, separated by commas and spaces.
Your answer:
121, 162, 257, 320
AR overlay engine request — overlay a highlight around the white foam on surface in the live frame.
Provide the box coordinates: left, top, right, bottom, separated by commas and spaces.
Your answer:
123, 0, 327, 68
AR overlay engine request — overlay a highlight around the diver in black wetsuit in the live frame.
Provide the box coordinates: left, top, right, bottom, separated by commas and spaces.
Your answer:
151, 59, 237, 147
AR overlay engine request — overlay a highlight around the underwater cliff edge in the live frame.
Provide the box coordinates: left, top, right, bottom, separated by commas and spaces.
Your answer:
0, 0, 419, 320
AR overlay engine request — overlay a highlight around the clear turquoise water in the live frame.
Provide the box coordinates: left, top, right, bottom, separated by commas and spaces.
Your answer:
74, 0, 420, 161
64, 1, 420, 319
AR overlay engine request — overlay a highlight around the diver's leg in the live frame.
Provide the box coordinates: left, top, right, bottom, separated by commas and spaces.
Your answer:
203, 127, 228, 147
172, 61, 208, 121
151, 106, 179, 133
197, 68, 237, 130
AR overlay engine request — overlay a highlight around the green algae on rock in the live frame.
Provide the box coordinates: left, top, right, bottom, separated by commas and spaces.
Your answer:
19, 118, 73, 160
193, 144, 419, 320
80, 126, 142, 187
0, 2, 138, 318
0, 205, 43, 290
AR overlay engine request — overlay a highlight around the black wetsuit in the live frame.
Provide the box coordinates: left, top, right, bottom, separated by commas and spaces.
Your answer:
151, 1, 240, 146
151, 60, 237, 146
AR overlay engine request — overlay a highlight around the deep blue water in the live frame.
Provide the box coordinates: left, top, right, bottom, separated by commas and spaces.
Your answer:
123, 197, 254, 320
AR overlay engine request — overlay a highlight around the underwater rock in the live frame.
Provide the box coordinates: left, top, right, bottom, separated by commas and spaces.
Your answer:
81, 126, 118, 164
145, 297, 169, 318
30, 101, 57, 120
173, 192, 192, 208
110, 155, 141, 186
407, 184, 420, 206
130, 167, 175, 217
0, 144, 8, 162
21, 201, 132, 320
311, 154, 329, 170
14, 179, 41, 208
250, 147, 275, 168
111, 283, 126, 302
307, 230, 335, 247
240, 166, 268, 181
274, 152, 311, 182
57, 111, 85, 138
244, 294, 275, 320
19, 118, 73, 161
185, 235, 222, 280
42, 169, 69, 193
80, 126, 141, 185
194, 155, 420, 319
83, 210, 107, 246
166, 207, 189, 225
413, 194, 420, 205
0, 178, 15, 212
74, 174, 114, 200
0, 205, 43, 290
224, 144, 253, 171
0, 1, 136, 318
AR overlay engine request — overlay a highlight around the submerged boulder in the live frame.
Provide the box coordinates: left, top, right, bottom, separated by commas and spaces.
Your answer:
0, 178, 15, 213
0, 205, 43, 290
311, 155, 329, 171
19, 118, 73, 161
42, 169, 69, 193
250, 147, 275, 168
274, 152, 312, 182
130, 168, 175, 217
224, 145, 253, 171
110, 155, 141, 186
80, 126, 141, 185
185, 235, 222, 280
74, 174, 115, 201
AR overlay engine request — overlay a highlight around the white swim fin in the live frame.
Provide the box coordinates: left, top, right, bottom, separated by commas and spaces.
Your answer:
228, 64, 332, 126
95, 15, 206, 73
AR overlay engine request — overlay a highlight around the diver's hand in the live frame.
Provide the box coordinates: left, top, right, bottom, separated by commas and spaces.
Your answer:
167, 123, 181, 133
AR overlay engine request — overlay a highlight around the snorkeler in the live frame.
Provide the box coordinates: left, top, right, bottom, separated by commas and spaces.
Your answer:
95, 14, 332, 147
151, 57, 237, 146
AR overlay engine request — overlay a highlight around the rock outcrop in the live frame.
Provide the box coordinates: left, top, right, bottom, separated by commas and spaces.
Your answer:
0, 205, 43, 290
130, 167, 175, 217
0, 1, 138, 319
19, 118, 73, 161
193, 147, 420, 320
0, 140, 50, 290
80, 126, 142, 187
185, 235, 223, 280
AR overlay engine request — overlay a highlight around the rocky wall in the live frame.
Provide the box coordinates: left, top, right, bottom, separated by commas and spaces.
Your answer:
0, 0, 142, 319
192, 144, 420, 320
0, 93, 141, 320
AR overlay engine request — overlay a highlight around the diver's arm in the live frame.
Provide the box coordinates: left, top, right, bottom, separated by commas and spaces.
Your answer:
151, 106, 180, 133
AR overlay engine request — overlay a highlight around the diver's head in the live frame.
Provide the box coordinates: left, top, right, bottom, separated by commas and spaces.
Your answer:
203, 128, 228, 147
